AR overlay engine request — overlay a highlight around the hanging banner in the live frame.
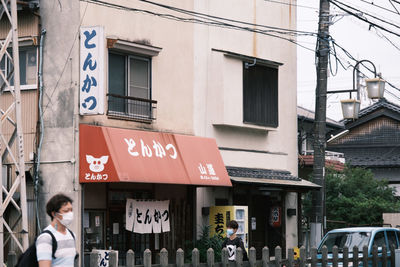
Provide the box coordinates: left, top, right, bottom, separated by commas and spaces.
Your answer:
133, 200, 148, 234
269, 206, 281, 228
125, 199, 135, 231
160, 200, 170, 232
126, 199, 170, 234
152, 201, 162, 234
80, 26, 104, 115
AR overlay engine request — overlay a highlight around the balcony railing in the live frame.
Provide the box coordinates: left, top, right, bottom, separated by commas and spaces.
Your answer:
107, 94, 157, 122
303, 150, 345, 163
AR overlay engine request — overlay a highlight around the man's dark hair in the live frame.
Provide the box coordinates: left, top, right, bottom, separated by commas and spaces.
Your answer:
227, 220, 239, 229
46, 193, 73, 220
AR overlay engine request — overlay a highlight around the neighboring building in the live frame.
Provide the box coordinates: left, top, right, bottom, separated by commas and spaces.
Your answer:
297, 106, 345, 180
0, 5, 40, 256
297, 106, 345, 249
328, 98, 400, 196
1, 1, 319, 265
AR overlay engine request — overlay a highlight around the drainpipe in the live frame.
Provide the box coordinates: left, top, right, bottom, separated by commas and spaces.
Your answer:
35, 28, 46, 233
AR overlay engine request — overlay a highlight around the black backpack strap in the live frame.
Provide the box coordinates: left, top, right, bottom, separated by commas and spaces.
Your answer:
67, 228, 75, 240
67, 228, 79, 260
41, 230, 57, 259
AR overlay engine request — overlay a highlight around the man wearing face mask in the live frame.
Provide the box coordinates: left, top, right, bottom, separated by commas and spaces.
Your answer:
222, 220, 248, 262
36, 193, 77, 267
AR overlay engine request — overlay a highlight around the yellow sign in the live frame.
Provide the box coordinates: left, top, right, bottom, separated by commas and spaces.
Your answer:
209, 206, 234, 238
294, 247, 300, 260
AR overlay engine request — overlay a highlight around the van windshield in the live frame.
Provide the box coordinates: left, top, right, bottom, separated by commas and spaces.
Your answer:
318, 232, 371, 253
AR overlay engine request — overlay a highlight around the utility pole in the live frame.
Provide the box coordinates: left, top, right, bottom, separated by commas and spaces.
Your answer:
311, 0, 330, 247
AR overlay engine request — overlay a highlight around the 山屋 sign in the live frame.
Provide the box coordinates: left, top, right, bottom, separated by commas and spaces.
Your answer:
79, 124, 232, 186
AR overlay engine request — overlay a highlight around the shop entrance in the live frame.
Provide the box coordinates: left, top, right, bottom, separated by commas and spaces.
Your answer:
109, 207, 152, 265
233, 185, 285, 258
84, 183, 195, 266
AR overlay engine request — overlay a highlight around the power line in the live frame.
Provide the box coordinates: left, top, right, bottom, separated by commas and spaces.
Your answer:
389, 0, 400, 15
371, 25, 400, 52
332, 0, 400, 31
82, 0, 400, 100
333, 1, 400, 53
332, 39, 400, 92
357, 0, 400, 16
328, 0, 400, 38
81, 0, 317, 52
263, 0, 319, 10
141, 0, 400, 93
139, 0, 317, 35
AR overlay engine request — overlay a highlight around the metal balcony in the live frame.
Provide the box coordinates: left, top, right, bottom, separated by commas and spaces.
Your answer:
107, 93, 157, 122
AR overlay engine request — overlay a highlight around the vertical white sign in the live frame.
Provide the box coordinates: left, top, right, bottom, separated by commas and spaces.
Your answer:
160, 200, 170, 232
97, 250, 118, 267
133, 200, 147, 234
126, 198, 135, 231
80, 26, 104, 115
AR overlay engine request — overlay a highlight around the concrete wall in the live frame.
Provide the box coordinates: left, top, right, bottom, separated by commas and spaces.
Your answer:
39, 0, 81, 254
383, 213, 400, 228
79, 0, 195, 135
193, 0, 298, 175
193, 0, 299, 249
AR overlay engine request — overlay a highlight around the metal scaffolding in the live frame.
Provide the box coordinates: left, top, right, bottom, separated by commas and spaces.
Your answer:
0, 0, 29, 262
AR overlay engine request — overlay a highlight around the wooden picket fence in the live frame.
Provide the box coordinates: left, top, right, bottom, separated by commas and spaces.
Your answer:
86, 245, 399, 267
4, 245, 399, 266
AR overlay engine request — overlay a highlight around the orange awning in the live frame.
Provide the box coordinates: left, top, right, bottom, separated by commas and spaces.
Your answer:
79, 124, 232, 186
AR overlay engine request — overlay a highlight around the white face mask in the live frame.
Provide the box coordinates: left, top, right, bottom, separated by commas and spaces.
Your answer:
57, 211, 73, 227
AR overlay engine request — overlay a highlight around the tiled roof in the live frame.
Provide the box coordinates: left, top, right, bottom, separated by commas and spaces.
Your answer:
298, 155, 345, 171
298, 106, 344, 129
226, 166, 301, 181
337, 147, 400, 167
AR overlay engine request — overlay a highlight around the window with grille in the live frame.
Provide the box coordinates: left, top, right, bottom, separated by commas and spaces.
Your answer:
243, 63, 278, 127
0, 46, 37, 90
108, 52, 155, 121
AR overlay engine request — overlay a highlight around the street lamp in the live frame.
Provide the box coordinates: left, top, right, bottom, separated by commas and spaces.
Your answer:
328, 60, 385, 120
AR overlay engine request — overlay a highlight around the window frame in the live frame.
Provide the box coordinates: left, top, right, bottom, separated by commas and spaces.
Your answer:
242, 62, 279, 128
0, 45, 38, 91
127, 54, 152, 101
372, 231, 386, 248
386, 230, 399, 249
107, 50, 155, 121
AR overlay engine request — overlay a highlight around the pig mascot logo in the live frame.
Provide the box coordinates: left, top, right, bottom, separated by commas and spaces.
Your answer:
86, 155, 109, 172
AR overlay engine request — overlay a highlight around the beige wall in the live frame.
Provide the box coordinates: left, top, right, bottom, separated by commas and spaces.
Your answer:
79, 0, 195, 135
76, 0, 299, 251
193, 0, 298, 176
192, 0, 299, 249
383, 213, 400, 228
78, 0, 298, 176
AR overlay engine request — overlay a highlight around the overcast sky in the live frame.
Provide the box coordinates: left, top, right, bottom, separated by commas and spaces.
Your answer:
296, 0, 400, 120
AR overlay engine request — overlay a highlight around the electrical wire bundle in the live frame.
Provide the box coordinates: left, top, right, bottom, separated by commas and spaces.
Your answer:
77, 0, 400, 99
